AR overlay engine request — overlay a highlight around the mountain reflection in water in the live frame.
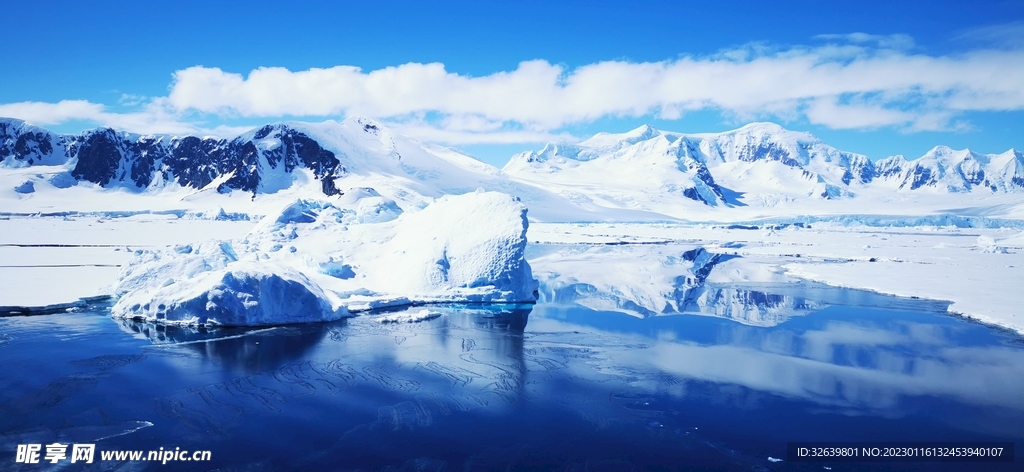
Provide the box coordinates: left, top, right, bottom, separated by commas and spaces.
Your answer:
0, 286, 1020, 470
531, 244, 951, 326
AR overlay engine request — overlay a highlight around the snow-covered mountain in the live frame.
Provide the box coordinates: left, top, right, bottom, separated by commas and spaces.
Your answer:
504, 122, 1024, 215
874, 146, 1024, 192
503, 124, 728, 207
2, 117, 651, 221
3, 117, 1023, 221
0, 118, 345, 195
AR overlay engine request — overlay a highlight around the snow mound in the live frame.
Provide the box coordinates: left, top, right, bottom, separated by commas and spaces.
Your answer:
336, 187, 404, 223
111, 190, 537, 326
976, 235, 1008, 253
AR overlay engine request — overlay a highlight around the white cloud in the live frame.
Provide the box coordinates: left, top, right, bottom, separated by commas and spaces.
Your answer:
805, 97, 915, 130
3, 31, 1024, 143
160, 42, 1024, 135
390, 118, 576, 145
0, 99, 230, 137
0, 100, 105, 125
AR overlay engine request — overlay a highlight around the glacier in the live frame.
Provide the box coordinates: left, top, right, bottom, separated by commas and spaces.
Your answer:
110, 191, 538, 326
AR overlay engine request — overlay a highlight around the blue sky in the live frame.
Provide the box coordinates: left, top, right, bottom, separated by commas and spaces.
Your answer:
1, 0, 1022, 166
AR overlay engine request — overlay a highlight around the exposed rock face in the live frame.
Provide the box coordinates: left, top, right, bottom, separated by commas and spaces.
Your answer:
0, 119, 344, 196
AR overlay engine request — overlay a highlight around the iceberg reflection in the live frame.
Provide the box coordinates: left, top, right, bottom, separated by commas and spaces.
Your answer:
115, 316, 331, 373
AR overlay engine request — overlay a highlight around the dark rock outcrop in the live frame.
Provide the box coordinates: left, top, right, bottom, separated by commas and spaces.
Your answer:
0, 119, 345, 196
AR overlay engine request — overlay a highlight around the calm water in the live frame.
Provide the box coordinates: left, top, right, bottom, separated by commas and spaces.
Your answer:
1, 282, 1022, 470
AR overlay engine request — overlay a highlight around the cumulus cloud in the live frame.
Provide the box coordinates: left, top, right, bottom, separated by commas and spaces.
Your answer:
390, 118, 576, 145
0, 100, 105, 125
0, 99, 220, 136
3, 31, 1024, 143
160, 41, 1024, 135
804, 97, 915, 129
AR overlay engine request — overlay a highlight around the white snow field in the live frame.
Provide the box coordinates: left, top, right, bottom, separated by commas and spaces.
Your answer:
2, 118, 1023, 332
0, 215, 254, 312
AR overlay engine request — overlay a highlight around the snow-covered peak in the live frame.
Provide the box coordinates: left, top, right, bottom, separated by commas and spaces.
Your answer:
580, 124, 662, 148
918, 145, 988, 166
504, 119, 1023, 214
722, 121, 800, 137
0, 117, 65, 167
699, 122, 841, 166
990, 148, 1024, 167
870, 145, 1024, 192
506, 121, 865, 203
0, 117, 38, 133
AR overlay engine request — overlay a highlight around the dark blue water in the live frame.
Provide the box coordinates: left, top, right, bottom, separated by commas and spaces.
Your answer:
1, 284, 1022, 471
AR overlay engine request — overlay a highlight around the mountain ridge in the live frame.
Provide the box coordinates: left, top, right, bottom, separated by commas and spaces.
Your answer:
0, 118, 345, 196
3, 117, 1023, 221
504, 122, 1024, 206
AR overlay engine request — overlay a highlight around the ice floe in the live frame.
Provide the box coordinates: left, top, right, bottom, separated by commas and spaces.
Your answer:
377, 309, 443, 324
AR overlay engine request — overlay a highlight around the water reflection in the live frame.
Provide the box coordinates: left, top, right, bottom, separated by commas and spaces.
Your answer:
2, 282, 1022, 470
531, 304, 1024, 419
532, 244, 949, 326
336, 305, 532, 400
114, 317, 331, 373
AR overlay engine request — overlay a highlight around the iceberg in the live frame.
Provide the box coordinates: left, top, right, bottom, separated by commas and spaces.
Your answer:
111, 191, 538, 326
